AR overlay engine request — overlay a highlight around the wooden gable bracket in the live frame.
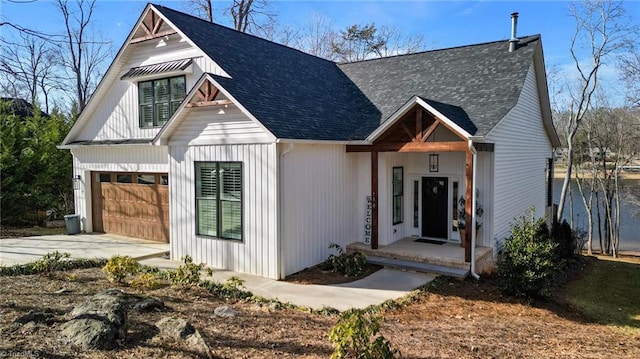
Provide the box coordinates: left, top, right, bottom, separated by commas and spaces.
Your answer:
130, 9, 177, 44
186, 79, 233, 108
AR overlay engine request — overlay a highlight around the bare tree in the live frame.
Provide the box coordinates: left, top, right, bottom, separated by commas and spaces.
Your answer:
620, 47, 640, 106
0, 32, 61, 113
374, 25, 426, 57
556, 0, 635, 222
227, 0, 276, 36
295, 13, 338, 60
55, 0, 111, 113
187, 0, 213, 22
331, 24, 385, 62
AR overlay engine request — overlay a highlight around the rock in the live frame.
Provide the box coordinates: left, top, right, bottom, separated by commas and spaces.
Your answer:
133, 297, 164, 313
14, 310, 55, 325
156, 317, 212, 358
55, 288, 72, 294
156, 317, 195, 339
213, 305, 238, 318
60, 289, 129, 350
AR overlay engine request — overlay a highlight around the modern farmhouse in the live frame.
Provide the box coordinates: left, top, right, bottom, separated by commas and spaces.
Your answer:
61, 4, 560, 279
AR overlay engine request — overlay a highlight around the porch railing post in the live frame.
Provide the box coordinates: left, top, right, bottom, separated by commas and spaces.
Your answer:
371, 151, 379, 250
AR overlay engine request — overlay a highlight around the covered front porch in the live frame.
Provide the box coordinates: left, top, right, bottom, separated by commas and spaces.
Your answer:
347, 97, 494, 274
347, 238, 494, 278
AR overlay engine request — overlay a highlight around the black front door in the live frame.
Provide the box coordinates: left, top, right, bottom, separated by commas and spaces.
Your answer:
422, 177, 448, 239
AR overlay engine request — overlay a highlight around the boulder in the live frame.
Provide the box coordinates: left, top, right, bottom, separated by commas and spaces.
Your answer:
133, 296, 164, 313
156, 317, 212, 358
60, 289, 128, 350
213, 305, 238, 318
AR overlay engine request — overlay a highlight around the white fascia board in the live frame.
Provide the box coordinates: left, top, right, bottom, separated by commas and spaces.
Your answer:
57, 142, 158, 150
365, 97, 472, 143
62, 4, 156, 146
152, 73, 277, 145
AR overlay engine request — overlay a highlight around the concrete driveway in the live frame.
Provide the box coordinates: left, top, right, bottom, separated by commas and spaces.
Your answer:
0, 234, 169, 266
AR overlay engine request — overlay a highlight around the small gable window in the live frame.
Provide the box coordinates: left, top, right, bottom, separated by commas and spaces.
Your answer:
138, 75, 186, 128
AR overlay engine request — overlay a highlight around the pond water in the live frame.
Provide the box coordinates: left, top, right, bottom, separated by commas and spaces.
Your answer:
553, 178, 640, 252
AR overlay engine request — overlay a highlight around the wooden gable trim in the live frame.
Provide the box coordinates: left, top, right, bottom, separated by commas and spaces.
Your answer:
130, 9, 177, 44
184, 79, 234, 108
347, 105, 468, 153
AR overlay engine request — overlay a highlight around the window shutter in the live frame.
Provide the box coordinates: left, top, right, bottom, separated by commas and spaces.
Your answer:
196, 163, 218, 237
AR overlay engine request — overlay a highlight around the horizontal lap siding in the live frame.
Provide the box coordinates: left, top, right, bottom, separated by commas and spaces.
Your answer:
486, 63, 552, 250
281, 144, 359, 276
170, 144, 278, 279
169, 106, 271, 146
76, 37, 226, 142
71, 146, 169, 232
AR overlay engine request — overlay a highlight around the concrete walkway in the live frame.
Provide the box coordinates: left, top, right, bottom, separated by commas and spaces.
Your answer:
140, 257, 436, 311
0, 234, 169, 265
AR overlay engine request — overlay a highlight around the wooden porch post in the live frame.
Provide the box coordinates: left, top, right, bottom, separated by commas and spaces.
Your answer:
464, 150, 473, 262
371, 151, 379, 249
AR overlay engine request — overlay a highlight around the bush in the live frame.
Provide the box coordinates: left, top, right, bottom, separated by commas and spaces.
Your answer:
551, 220, 579, 260
164, 255, 204, 286
0, 256, 106, 276
328, 309, 400, 359
129, 273, 164, 289
326, 243, 367, 277
32, 251, 71, 276
103, 255, 140, 283
496, 210, 560, 300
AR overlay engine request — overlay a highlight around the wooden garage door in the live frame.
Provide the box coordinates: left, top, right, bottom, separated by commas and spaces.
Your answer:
92, 172, 169, 243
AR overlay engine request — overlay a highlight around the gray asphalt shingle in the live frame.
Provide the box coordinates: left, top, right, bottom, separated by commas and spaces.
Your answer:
154, 4, 538, 140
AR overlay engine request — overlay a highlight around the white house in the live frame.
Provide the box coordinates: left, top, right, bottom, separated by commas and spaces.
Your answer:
60, 4, 560, 279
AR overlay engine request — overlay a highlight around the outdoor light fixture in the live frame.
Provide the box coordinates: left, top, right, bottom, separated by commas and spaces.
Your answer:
429, 154, 439, 172
72, 175, 82, 190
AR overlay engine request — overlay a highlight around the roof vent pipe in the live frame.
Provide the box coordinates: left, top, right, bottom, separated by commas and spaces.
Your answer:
509, 12, 519, 52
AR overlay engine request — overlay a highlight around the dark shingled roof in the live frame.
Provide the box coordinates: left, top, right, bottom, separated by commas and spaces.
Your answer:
154, 4, 539, 140
154, 5, 380, 141
338, 36, 540, 137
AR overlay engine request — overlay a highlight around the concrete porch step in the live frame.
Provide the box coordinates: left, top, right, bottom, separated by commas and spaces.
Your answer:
366, 255, 470, 278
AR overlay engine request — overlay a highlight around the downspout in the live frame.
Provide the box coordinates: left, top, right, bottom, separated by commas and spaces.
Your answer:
277, 143, 294, 279
468, 140, 480, 280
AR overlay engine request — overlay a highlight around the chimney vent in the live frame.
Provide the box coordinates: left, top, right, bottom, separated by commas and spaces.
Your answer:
509, 12, 519, 52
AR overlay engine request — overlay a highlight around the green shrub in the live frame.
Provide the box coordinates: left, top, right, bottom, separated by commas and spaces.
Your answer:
551, 220, 579, 261
326, 243, 367, 277
328, 309, 400, 359
32, 251, 71, 276
496, 210, 560, 300
199, 277, 253, 300
0, 257, 106, 276
103, 255, 140, 283
129, 273, 164, 289
165, 255, 204, 286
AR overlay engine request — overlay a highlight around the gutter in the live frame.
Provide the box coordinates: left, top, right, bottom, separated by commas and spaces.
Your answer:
468, 139, 480, 280
277, 143, 294, 279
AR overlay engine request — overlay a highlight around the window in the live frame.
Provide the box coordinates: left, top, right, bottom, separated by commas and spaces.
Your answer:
138, 76, 186, 128
196, 162, 243, 240
452, 180, 459, 231
116, 174, 132, 183
392, 167, 403, 225
98, 173, 111, 182
413, 180, 419, 228
137, 174, 156, 185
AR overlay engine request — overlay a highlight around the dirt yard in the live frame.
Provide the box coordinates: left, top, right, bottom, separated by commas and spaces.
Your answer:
1, 263, 639, 358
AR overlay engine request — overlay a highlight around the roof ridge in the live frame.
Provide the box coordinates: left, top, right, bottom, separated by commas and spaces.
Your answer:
338, 34, 541, 66
151, 3, 336, 65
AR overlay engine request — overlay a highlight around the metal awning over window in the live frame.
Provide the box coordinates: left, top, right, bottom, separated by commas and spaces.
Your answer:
121, 58, 193, 80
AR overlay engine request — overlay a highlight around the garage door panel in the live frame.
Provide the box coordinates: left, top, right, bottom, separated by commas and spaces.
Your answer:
92, 172, 169, 243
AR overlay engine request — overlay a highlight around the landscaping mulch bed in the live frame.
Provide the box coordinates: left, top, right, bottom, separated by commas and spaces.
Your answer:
284, 263, 382, 285
1, 263, 639, 358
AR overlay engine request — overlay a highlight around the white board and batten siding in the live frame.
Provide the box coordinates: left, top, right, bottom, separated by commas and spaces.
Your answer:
74, 35, 226, 142
169, 143, 278, 279
485, 63, 553, 251
71, 145, 169, 232
168, 106, 272, 146
280, 144, 361, 276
